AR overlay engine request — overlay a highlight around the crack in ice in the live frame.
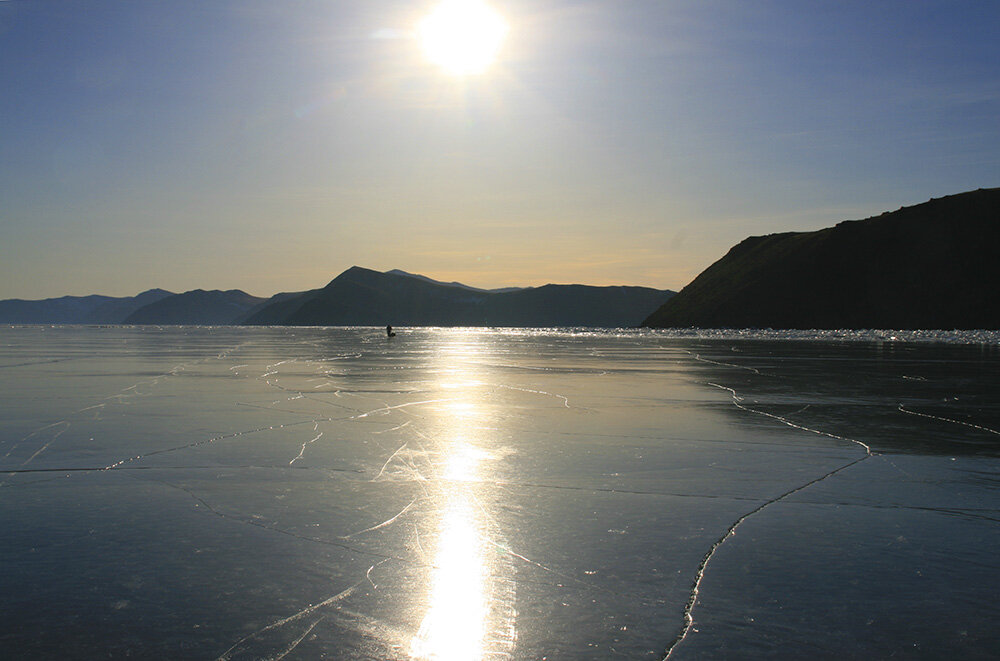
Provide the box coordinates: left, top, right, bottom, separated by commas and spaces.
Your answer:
216, 584, 359, 661
342, 497, 422, 539
103, 417, 338, 469
289, 425, 323, 465
661, 381, 876, 659
268, 616, 325, 661
151, 477, 410, 563
691, 351, 767, 375
898, 404, 1000, 436
353, 399, 448, 420
709, 383, 872, 454
663, 451, 873, 659
496, 384, 572, 408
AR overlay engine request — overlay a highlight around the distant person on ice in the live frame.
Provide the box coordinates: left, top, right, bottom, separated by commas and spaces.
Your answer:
386, 325, 396, 338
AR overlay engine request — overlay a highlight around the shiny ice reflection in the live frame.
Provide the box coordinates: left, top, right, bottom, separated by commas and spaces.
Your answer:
411, 331, 514, 659
410, 493, 489, 659
3, 327, 999, 659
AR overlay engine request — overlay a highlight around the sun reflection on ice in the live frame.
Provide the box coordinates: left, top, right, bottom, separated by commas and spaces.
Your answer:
410, 498, 489, 660
445, 400, 477, 418
443, 444, 491, 482
410, 330, 515, 660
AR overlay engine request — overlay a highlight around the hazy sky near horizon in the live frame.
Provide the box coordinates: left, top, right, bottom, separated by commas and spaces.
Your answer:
2, 0, 998, 299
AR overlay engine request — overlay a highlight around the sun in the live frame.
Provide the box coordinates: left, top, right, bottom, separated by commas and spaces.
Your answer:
418, 0, 508, 76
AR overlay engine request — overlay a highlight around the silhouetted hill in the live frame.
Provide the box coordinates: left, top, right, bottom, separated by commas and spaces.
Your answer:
0, 289, 173, 324
87, 289, 175, 323
125, 290, 265, 325
274, 267, 490, 326
236, 290, 319, 325
3, 270, 673, 328
643, 187, 1000, 329
245, 266, 674, 327
386, 269, 524, 294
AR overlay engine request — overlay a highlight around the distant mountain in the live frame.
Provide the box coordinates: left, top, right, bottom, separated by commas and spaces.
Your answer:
124, 290, 266, 325
246, 267, 490, 326
235, 290, 319, 325
386, 269, 524, 294
0, 289, 173, 324
3, 270, 673, 328
87, 289, 175, 323
244, 266, 674, 327
643, 187, 1000, 329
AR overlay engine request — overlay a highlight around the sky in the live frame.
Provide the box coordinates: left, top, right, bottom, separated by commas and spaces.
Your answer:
1, 0, 998, 299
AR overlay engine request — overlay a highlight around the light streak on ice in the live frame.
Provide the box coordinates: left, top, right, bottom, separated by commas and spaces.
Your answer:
410, 330, 514, 660
409, 498, 488, 661
410, 436, 491, 659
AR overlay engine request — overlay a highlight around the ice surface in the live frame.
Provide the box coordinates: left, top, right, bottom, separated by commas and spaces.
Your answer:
1, 326, 998, 659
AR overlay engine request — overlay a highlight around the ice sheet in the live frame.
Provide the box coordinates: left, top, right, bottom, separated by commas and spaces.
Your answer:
1, 326, 998, 659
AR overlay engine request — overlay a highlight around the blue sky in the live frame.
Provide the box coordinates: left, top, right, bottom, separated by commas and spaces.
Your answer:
2, 0, 998, 298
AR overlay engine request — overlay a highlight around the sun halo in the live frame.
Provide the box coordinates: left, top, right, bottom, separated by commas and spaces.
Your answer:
418, 0, 508, 76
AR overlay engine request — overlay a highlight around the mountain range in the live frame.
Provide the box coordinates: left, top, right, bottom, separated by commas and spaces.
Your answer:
1, 269, 675, 328
0, 289, 174, 324
245, 267, 674, 327
643, 187, 1000, 329
123, 289, 266, 325
6, 187, 996, 330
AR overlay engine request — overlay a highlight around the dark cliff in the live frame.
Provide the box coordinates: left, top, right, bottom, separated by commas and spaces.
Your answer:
643, 187, 1000, 329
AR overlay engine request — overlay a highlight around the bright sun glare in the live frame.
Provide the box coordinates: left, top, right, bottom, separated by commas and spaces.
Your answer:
418, 0, 508, 76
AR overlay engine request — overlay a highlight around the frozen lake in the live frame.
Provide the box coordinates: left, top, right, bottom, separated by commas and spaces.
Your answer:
1, 326, 999, 659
